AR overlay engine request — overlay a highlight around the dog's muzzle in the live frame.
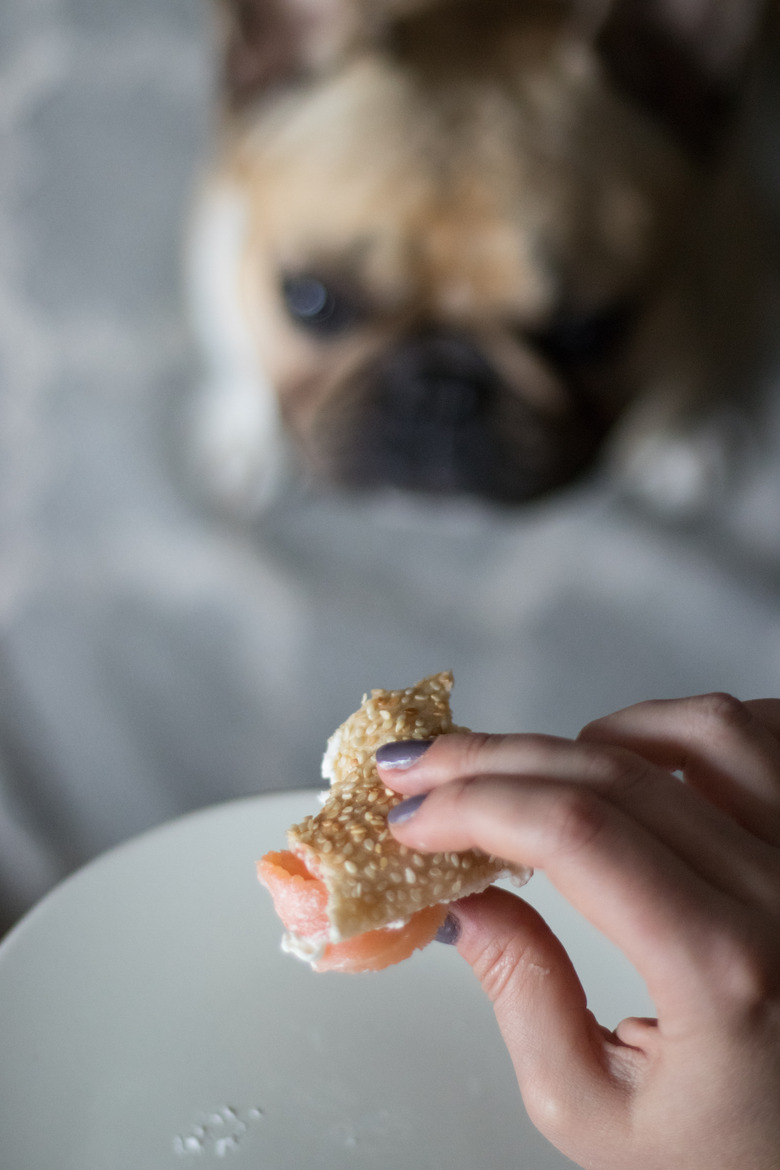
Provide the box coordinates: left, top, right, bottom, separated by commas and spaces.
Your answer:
320, 329, 610, 503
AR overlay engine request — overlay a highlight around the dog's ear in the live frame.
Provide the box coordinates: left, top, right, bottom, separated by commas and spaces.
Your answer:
595, 0, 769, 158
216, 0, 362, 107
216, 0, 442, 108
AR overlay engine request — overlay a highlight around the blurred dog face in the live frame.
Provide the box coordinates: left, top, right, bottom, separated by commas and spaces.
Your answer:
198, 0, 765, 504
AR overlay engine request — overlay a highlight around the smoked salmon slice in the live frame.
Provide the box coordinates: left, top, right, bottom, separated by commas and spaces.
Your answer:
256, 673, 530, 973
258, 850, 447, 973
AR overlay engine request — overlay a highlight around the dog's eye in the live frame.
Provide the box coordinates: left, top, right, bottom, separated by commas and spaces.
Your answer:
281, 274, 359, 336
531, 301, 634, 367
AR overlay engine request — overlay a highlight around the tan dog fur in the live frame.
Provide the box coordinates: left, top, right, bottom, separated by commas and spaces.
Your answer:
189, 0, 770, 510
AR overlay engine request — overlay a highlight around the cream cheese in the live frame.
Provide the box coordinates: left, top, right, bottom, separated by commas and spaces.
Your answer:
320, 728, 342, 784
281, 931, 327, 966
280, 914, 412, 968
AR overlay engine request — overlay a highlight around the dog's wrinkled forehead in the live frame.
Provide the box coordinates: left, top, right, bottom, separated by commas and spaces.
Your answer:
231, 27, 690, 326
204, 0, 769, 504
218, 0, 768, 331
213, 0, 772, 358
219, 0, 767, 156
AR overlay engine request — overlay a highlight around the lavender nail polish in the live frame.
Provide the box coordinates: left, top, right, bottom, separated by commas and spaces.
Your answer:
376, 739, 433, 769
386, 793, 428, 824
435, 913, 461, 945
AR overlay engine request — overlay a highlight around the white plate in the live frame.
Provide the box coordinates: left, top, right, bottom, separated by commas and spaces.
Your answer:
0, 792, 652, 1169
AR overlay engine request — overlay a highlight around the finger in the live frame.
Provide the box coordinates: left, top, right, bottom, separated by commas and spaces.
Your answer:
376, 733, 494, 793
580, 693, 780, 844
379, 732, 596, 796
449, 887, 638, 1156
614, 1016, 660, 1053
382, 733, 776, 905
743, 698, 780, 742
389, 772, 733, 1015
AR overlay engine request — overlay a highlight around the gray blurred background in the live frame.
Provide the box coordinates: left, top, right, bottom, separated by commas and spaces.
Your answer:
1, 0, 779, 936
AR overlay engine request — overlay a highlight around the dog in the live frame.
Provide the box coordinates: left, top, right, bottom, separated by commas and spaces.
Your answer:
187, 0, 771, 513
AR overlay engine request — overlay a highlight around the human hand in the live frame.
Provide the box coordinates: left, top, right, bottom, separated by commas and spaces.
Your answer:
377, 694, 780, 1170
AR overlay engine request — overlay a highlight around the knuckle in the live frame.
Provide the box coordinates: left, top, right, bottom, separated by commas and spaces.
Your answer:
582, 745, 648, 794
471, 933, 549, 1007
693, 691, 753, 735
522, 1082, 572, 1139
521, 1069, 610, 1149
454, 732, 503, 775
577, 713, 611, 743
551, 786, 609, 857
471, 935, 521, 1003
706, 925, 780, 1011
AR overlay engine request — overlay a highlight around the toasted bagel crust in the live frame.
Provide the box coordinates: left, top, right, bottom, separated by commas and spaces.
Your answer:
288, 671, 531, 941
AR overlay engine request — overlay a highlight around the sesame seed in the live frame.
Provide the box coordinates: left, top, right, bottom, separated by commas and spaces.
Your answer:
283, 672, 524, 939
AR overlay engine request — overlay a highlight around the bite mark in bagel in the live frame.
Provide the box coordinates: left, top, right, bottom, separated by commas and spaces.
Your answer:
258, 671, 531, 971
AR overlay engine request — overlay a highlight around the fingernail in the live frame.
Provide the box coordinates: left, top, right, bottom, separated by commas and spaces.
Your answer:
435, 913, 461, 946
387, 793, 428, 824
376, 739, 433, 769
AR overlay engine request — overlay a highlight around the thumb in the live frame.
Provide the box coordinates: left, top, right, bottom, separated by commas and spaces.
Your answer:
451, 887, 633, 1155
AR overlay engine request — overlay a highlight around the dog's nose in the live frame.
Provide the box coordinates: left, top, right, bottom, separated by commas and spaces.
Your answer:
371, 331, 499, 491
392, 362, 486, 426
330, 328, 607, 501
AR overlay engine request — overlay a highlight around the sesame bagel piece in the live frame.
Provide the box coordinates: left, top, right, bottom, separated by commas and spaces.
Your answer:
288, 671, 532, 943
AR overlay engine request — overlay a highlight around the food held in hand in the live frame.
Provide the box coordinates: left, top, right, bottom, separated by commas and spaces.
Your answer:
257, 671, 530, 972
